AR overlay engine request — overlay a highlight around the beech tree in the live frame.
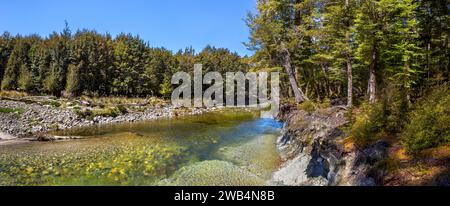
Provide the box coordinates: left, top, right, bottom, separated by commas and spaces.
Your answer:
323, 0, 357, 107
246, 0, 312, 103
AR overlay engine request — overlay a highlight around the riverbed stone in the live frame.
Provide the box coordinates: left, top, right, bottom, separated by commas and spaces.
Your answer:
0, 98, 214, 139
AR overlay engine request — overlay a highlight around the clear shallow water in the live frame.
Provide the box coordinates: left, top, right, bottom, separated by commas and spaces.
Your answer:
0, 110, 282, 186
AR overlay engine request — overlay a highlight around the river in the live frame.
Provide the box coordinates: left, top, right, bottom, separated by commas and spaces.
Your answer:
0, 110, 282, 186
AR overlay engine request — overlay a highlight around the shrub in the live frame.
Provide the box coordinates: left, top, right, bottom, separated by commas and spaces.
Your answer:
350, 86, 410, 147
42, 100, 61, 108
0, 91, 27, 99
117, 105, 128, 114
402, 85, 450, 155
93, 107, 121, 118
297, 101, 316, 113
351, 103, 387, 146
74, 108, 93, 119
317, 98, 331, 109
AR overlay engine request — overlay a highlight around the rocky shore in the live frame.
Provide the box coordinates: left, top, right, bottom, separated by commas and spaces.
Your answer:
0, 97, 214, 141
270, 105, 388, 186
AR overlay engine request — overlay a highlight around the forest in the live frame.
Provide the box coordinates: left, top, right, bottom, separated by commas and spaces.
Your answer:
246, 0, 449, 155
0, 26, 248, 98
0, 0, 449, 155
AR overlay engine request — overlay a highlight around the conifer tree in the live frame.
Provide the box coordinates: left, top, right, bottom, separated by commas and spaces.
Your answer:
1, 37, 31, 90
246, 0, 313, 103
0, 32, 15, 85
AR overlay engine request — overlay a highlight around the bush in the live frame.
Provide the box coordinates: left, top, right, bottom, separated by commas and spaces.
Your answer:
0, 91, 27, 99
117, 105, 128, 114
42, 100, 61, 108
351, 103, 387, 146
317, 98, 331, 109
350, 86, 410, 147
93, 107, 121, 118
297, 101, 316, 113
402, 85, 450, 155
74, 108, 93, 119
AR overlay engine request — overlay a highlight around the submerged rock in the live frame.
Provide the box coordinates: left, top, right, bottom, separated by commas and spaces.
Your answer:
217, 134, 280, 179
160, 160, 265, 186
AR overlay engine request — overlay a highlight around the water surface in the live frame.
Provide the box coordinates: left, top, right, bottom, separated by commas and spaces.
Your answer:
0, 110, 282, 186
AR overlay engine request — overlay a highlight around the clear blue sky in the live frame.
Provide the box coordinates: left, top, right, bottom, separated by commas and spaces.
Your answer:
0, 0, 256, 56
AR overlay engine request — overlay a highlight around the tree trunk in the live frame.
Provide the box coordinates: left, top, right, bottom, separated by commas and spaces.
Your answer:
345, 0, 353, 107
280, 46, 304, 103
347, 57, 353, 107
368, 44, 377, 104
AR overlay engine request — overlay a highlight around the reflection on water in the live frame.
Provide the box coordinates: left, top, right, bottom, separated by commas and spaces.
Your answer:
0, 110, 282, 186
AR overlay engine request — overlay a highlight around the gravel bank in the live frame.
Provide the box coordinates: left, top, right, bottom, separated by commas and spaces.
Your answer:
0, 99, 213, 140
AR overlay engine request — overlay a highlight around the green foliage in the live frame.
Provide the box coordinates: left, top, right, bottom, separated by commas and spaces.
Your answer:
116, 105, 128, 114
92, 107, 121, 118
65, 64, 81, 97
1, 38, 32, 90
112, 34, 148, 96
42, 100, 61, 108
402, 85, 450, 155
73, 107, 92, 119
159, 76, 172, 98
351, 85, 411, 146
74, 106, 128, 119
66, 30, 114, 96
0, 107, 24, 114
43, 32, 71, 96
0, 32, 15, 87
0, 28, 247, 98
18, 64, 33, 91
297, 101, 316, 113
351, 103, 387, 146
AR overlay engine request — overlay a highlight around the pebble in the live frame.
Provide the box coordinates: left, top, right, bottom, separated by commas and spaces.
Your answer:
0, 99, 215, 138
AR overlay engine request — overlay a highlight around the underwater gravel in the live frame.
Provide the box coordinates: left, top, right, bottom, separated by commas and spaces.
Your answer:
159, 160, 265, 186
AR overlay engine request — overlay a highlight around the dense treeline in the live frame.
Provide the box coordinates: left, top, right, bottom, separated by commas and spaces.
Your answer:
247, 0, 448, 104
246, 0, 449, 154
0, 26, 248, 98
